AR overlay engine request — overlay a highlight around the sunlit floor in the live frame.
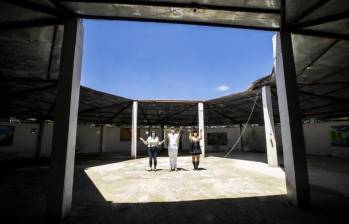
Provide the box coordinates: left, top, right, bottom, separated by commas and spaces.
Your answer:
1, 152, 349, 224
84, 156, 286, 203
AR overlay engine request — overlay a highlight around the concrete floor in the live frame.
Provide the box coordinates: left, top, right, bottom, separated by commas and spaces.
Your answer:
0, 152, 348, 224
83, 156, 286, 203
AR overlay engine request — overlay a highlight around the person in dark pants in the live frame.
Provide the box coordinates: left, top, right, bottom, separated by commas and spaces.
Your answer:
188, 129, 203, 170
140, 130, 165, 171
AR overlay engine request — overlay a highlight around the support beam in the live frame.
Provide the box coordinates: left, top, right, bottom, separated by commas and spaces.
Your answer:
296, 40, 338, 78
288, 0, 330, 25
131, 101, 138, 159
274, 31, 310, 208
291, 29, 349, 41
0, 18, 64, 31
79, 101, 129, 114
103, 102, 132, 124
47, 26, 58, 80
139, 104, 151, 125
99, 125, 105, 153
211, 108, 241, 124
291, 10, 349, 29
152, 103, 196, 125
35, 121, 45, 158
57, 0, 280, 14
0, 83, 57, 100
239, 124, 243, 151
49, 0, 79, 17
0, 77, 57, 83
46, 18, 83, 221
262, 86, 278, 167
81, 14, 279, 32
3, 0, 64, 17
198, 102, 205, 157
160, 125, 164, 151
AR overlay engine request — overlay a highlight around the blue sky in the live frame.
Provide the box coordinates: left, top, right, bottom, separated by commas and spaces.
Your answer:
81, 20, 274, 100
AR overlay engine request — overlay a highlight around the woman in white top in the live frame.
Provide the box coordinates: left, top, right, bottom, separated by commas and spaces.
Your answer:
140, 130, 165, 171
188, 129, 203, 170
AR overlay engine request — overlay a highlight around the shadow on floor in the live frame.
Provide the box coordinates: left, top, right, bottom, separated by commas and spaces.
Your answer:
67, 168, 349, 224
0, 154, 348, 224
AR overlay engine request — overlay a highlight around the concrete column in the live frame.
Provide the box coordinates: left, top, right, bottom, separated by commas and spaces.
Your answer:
35, 120, 45, 158
160, 125, 164, 151
99, 125, 105, 153
239, 124, 243, 151
47, 18, 83, 221
274, 31, 310, 208
262, 86, 278, 167
198, 102, 205, 157
131, 101, 138, 158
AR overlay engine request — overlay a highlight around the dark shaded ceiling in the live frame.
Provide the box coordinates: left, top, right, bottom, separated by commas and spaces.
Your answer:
0, 0, 348, 126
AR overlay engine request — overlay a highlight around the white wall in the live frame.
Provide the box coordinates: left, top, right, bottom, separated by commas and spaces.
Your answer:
205, 127, 241, 152
103, 126, 132, 153
0, 122, 39, 159
274, 125, 283, 153
303, 121, 349, 158
76, 126, 100, 154
1, 121, 349, 159
241, 126, 266, 152
102, 127, 162, 153
40, 122, 53, 157
103, 126, 122, 152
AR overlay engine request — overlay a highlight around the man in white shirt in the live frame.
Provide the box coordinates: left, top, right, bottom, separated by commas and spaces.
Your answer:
166, 126, 182, 171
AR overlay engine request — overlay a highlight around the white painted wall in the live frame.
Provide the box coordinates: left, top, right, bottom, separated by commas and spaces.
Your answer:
1, 121, 349, 159
76, 126, 100, 154
303, 121, 349, 158
103, 126, 123, 152
0, 122, 39, 159
100, 127, 163, 153
205, 127, 241, 151
241, 126, 266, 152
40, 122, 54, 157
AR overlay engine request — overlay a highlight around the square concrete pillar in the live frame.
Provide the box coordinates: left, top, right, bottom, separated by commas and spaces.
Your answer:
35, 120, 45, 158
262, 86, 278, 167
131, 101, 138, 158
99, 125, 105, 153
198, 102, 205, 157
46, 18, 83, 221
274, 31, 310, 208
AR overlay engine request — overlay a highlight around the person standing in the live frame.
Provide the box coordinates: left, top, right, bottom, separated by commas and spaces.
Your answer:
188, 129, 203, 170
165, 126, 182, 171
140, 130, 165, 171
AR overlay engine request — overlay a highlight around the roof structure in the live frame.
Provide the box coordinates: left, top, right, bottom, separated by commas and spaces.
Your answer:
0, 0, 348, 126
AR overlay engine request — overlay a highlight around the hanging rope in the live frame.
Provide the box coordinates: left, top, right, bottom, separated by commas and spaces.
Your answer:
224, 91, 260, 158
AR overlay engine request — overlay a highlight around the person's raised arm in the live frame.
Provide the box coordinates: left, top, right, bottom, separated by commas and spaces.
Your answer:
139, 137, 147, 145
159, 139, 166, 145
178, 126, 183, 137
188, 128, 192, 142
174, 126, 182, 145
163, 128, 168, 143
198, 129, 203, 140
